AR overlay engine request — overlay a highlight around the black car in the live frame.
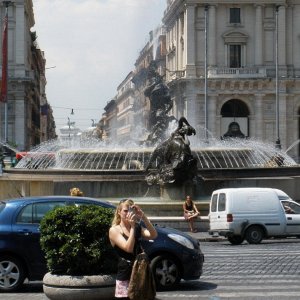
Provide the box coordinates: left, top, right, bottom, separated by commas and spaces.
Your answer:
0, 196, 204, 292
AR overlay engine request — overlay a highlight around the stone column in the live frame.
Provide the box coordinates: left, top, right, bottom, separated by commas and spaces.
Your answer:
278, 5, 286, 66
208, 5, 216, 66
208, 94, 217, 136
255, 4, 263, 66
292, 5, 300, 71
15, 3, 25, 77
279, 93, 287, 149
178, 16, 183, 70
184, 82, 197, 127
184, 4, 196, 77
255, 94, 264, 139
14, 98, 26, 150
286, 5, 293, 66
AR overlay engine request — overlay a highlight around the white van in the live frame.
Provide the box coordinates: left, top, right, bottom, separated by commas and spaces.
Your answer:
209, 187, 300, 244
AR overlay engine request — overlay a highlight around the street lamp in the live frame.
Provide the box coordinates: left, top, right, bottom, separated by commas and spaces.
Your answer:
275, 5, 281, 149
204, 5, 209, 142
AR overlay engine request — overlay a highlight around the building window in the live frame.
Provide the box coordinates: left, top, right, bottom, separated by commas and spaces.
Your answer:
230, 8, 241, 24
229, 45, 241, 68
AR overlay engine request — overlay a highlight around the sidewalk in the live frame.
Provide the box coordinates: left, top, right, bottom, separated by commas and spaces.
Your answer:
185, 230, 226, 242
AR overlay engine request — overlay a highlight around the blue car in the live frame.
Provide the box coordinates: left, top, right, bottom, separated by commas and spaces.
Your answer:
0, 196, 204, 292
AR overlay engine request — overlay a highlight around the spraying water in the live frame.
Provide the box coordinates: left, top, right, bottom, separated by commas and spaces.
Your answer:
14, 132, 296, 170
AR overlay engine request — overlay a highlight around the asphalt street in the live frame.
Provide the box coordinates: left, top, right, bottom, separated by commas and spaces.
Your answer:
2, 236, 300, 300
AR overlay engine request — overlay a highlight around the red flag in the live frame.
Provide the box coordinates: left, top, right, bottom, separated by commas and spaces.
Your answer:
0, 7, 8, 102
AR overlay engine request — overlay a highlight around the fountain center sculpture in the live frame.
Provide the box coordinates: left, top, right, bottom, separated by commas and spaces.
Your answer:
146, 116, 197, 185
142, 60, 198, 185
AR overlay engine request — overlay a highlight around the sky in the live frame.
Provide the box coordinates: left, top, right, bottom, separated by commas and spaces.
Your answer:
32, 0, 167, 133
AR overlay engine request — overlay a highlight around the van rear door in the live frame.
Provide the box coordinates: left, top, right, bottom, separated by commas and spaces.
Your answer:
209, 192, 228, 231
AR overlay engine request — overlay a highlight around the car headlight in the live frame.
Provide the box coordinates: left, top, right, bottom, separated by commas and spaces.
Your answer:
168, 233, 195, 249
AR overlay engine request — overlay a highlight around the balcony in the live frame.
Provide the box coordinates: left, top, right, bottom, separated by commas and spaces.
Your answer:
208, 67, 267, 79
168, 70, 186, 81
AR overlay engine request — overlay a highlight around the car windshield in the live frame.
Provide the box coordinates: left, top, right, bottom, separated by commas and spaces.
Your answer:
0, 202, 5, 214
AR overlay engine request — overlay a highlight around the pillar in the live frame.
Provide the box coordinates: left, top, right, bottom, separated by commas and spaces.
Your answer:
255, 94, 264, 139
184, 4, 196, 77
255, 4, 263, 66
208, 94, 217, 135
278, 5, 286, 66
208, 5, 216, 66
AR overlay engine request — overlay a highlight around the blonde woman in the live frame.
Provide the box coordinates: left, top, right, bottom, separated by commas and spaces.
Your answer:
109, 199, 157, 299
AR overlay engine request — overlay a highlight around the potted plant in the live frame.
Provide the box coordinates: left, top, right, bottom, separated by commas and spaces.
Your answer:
40, 205, 117, 300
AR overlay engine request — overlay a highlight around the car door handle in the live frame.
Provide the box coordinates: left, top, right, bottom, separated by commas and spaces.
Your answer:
18, 229, 33, 235
287, 217, 292, 220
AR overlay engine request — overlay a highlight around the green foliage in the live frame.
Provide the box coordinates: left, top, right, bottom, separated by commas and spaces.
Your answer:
40, 205, 117, 276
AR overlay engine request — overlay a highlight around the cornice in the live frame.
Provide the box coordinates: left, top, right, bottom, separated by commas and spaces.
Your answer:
185, 0, 287, 4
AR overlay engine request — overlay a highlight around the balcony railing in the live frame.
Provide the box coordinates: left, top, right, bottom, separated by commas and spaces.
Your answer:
168, 70, 186, 81
208, 67, 267, 79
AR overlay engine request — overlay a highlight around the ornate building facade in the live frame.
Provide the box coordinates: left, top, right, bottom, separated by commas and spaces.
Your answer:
163, 0, 300, 160
0, 0, 56, 151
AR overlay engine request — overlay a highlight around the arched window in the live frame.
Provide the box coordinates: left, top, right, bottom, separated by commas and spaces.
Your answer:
221, 99, 249, 117
221, 99, 249, 137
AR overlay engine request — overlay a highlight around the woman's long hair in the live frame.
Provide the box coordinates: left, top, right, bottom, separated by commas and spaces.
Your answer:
185, 196, 194, 208
111, 199, 134, 226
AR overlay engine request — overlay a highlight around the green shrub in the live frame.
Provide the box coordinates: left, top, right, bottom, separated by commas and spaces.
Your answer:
40, 205, 117, 276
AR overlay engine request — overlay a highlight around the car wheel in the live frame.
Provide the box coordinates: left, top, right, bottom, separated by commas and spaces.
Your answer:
228, 235, 244, 245
150, 255, 181, 290
0, 256, 26, 292
245, 226, 264, 244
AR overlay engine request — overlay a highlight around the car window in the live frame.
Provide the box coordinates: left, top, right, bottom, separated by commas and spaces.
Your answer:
17, 201, 66, 224
0, 202, 5, 214
281, 201, 300, 214
211, 194, 218, 212
218, 193, 226, 212
74, 202, 94, 207
289, 202, 300, 214
283, 201, 300, 214
278, 195, 290, 200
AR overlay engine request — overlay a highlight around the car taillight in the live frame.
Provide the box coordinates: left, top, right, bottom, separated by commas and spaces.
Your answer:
227, 214, 233, 222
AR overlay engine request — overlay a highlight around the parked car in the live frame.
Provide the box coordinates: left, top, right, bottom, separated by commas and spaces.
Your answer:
0, 196, 204, 292
209, 187, 300, 244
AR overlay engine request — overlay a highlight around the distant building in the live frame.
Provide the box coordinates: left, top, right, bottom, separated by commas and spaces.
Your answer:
0, 1, 56, 151
132, 26, 167, 141
115, 72, 135, 142
101, 99, 117, 142
59, 123, 81, 142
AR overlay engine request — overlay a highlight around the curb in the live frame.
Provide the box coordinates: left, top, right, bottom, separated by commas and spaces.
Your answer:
185, 232, 226, 242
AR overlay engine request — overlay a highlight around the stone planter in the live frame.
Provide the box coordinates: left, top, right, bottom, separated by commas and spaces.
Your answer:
43, 272, 116, 300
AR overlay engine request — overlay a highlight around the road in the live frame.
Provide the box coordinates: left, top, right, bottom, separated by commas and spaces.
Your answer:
158, 238, 300, 299
2, 238, 300, 299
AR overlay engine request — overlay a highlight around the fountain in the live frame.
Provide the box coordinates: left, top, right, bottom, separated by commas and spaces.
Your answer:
5, 132, 298, 200
2, 61, 300, 204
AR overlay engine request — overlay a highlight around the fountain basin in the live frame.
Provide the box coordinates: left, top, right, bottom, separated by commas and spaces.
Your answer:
2, 166, 300, 202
